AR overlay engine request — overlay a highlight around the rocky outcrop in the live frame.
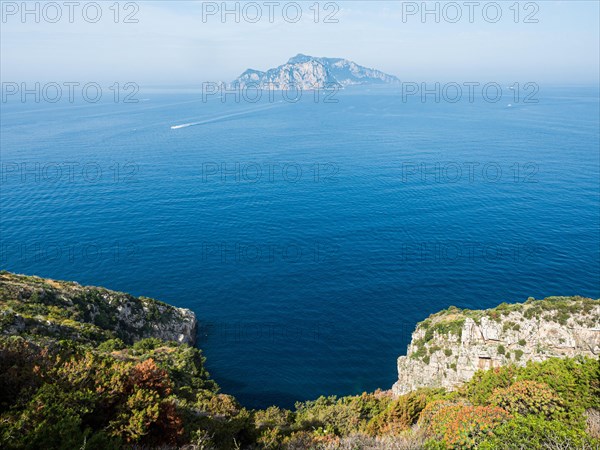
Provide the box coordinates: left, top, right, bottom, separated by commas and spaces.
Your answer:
232, 54, 399, 89
392, 296, 600, 396
0, 272, 197, 345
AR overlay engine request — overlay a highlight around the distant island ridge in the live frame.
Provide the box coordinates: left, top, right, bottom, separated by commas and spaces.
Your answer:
230, 54, 400, 89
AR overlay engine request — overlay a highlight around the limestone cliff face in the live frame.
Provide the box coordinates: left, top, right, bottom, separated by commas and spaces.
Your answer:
392, 297, 600, 396
0, 272, 197, 345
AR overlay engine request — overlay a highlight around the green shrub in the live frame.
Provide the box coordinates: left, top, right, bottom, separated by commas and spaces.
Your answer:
97, 338, 125, 352
502, 320, 521, 332
132, 337, 163, 352
516, 357, 600, 419
462, 357, 599, 427
462, 365, 517, 405
293, 392, 393, 437
424, 318, 466, 341
192, 392, 253, 449
424, 439, 449, 449
479, 415, 599, 450
411, 340, 427, 360
429, 345, 442, 355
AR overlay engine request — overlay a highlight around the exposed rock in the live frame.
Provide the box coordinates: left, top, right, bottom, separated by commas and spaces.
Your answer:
232, 54, 399, 89
392, 297, 600, 396
0, 271, 197, 345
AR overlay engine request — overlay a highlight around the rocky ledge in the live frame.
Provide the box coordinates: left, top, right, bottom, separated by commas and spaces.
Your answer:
392, 296, 600, 396
0, 271, 197, 345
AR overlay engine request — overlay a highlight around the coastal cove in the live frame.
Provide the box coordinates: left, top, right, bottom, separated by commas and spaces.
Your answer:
0, 271, 598, 449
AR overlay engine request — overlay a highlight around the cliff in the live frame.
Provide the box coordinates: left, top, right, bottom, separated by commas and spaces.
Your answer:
232, 53, 399, 89
0, 271, 598, 449
0, 271, 197, 345
392, 296, 600, 396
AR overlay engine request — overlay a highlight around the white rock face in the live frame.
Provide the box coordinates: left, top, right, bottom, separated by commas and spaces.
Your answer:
392, 297, 600, 396
232, 54, 399, 89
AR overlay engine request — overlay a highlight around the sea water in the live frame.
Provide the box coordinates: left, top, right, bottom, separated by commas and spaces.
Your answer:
1, 85, 598, 408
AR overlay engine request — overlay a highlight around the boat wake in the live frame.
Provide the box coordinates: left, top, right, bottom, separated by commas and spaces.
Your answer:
170, 102, 283, 130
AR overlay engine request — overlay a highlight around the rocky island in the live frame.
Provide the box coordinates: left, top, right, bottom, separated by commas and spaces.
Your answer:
0, 271, 598, 449
231, 54, 400, 90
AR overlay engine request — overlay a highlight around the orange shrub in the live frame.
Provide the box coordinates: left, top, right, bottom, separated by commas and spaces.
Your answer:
156, 399, 184, 444
129, 358, 172, 396
418, 400, 468, 429
421, 402, 511, 449
489, 380, 564, 419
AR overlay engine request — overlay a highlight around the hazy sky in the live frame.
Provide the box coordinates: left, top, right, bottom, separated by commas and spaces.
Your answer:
1, 1, 599, 84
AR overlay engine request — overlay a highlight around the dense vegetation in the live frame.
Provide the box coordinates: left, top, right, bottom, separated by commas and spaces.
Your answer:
0, 272, 192, 346
1, 272, 598, 449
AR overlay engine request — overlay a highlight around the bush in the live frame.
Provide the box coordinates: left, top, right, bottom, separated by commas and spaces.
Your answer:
489, 380, 564, 419
294, 396, 363, 436
420, 402, 510, 449
97, 338, 125, 352
254, 406, 293, 431
0, 382, 123, 450
515, 357, 600, 415
132, 337, 163, 352
423, 318, 466, 342
461, 365, 517, 405
366, 390, 433, 435
293, 392, 393, 437
193, 392, 254, 449
0, 337, 51, 409
479, 415, 599, 450
254, 407, 294, 449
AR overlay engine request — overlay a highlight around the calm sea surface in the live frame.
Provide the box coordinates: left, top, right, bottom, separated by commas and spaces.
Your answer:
1, 86, 599, 408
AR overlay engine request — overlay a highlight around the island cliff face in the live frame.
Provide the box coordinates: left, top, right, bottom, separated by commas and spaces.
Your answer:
392, 296, 600, 396
0, 272, 197, 345
232, 53, 399, 89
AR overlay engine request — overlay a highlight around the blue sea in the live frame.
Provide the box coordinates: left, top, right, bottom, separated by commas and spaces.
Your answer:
1, 85, 599, 408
